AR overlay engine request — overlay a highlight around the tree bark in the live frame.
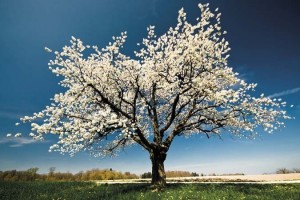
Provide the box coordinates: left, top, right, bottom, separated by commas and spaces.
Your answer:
150, 150, 167, 189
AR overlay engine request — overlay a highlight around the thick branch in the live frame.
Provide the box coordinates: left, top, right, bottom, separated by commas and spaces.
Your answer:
132, 86, 139, 121
151, 83, 160, 142
163, 99, 197, 147
133, 128, 153, 151
159, 94, 180, 134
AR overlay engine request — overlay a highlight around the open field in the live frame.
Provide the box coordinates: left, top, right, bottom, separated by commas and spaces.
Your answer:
1, 181, 300, 200
95, 173, 300, 184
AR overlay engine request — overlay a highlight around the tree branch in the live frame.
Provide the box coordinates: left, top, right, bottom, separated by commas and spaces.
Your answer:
151, 83, 160, 143
159, 94, 180, 134
87, 83, 132, 119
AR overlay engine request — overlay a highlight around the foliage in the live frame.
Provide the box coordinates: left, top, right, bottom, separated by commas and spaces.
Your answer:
191, 172, 199, 177
141, 172, 152, 179
14, 2, 289, 158
48, 167, 56, 175
0, 168, 138, 182
141, 171, 199, 178
276, 168, 300, 174
166, 171, 198, 178
0, 168, 39, 181
1, 181, 300, 200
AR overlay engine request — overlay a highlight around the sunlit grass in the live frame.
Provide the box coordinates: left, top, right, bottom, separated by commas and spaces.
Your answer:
0, 181, 300, 200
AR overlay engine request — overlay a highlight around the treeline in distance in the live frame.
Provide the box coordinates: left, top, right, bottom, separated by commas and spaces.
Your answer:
0, 168, 202, 181
0, 168, 138, 181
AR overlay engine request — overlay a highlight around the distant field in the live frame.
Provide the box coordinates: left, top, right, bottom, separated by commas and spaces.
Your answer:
1, 181, 300, 200
95, 173, 300, 184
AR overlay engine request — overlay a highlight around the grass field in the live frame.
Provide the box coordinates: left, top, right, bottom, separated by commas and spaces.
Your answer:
1, 181, 300, 200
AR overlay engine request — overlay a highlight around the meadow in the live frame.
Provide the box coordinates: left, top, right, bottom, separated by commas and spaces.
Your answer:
1, 181, 300, 200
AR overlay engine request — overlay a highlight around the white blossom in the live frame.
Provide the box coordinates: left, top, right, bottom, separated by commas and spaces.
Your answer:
45, 47, 52, 53
17, 3, 290, 159
14, 133, 22, 137
29, 133, 35, 137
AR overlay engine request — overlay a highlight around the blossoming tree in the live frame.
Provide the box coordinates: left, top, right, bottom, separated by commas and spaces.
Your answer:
18, 4, 289, 188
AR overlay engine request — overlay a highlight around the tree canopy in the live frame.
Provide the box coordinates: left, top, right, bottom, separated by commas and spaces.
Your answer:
12, 3, 290, 188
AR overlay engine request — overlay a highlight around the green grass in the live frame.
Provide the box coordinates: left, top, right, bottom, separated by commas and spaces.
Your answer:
0, 181, 300, 200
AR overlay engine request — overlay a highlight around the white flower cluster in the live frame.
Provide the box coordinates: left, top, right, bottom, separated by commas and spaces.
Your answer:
16, 3, 290, 157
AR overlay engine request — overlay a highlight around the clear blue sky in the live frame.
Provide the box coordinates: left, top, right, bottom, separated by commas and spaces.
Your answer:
0, 0, 299, 175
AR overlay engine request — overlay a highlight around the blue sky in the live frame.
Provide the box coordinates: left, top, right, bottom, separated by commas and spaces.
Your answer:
0, 0, 299, 175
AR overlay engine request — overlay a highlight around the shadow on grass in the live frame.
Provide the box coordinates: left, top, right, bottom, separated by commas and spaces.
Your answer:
1, 181, 300, 200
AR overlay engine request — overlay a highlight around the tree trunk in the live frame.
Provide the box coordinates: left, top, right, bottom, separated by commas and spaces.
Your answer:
150, 150, 167, 189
